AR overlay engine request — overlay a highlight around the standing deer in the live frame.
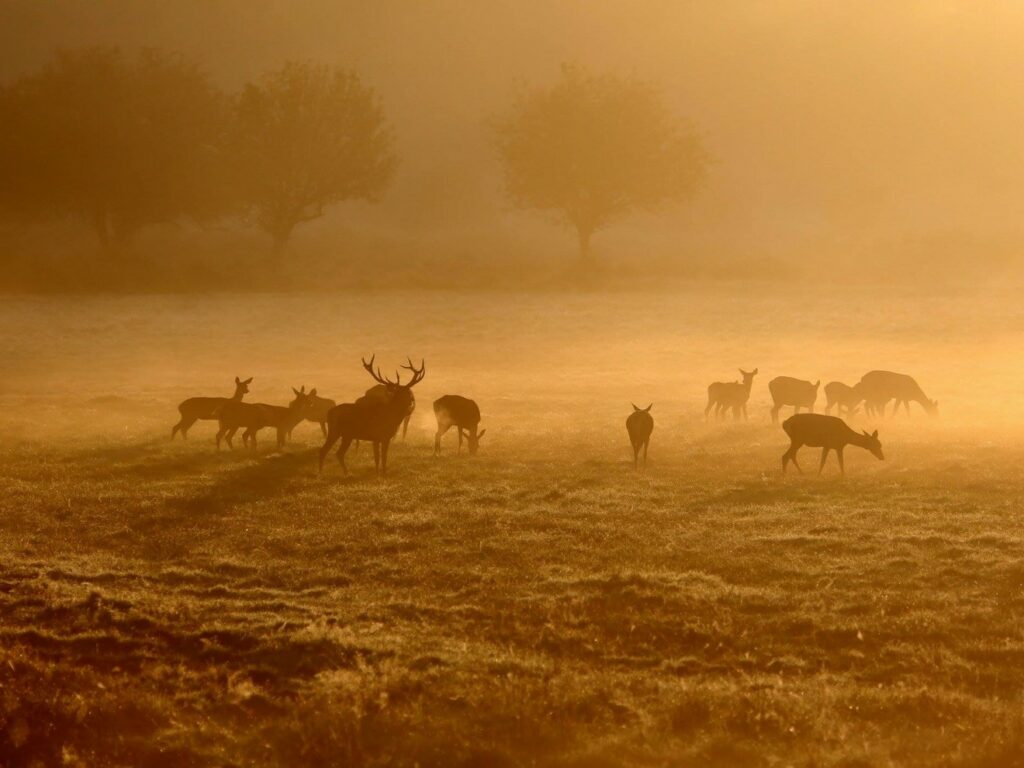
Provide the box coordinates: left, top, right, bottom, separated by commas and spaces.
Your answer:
364, 384, 415, 440
289, 388, 336, 438
319, 356, 426, 475
769, 376, 821, 424
706, 368, 758, 420
433, 395, 485, 455
216, 388, 312, 450
625, 403, 654, 467
781, 413, 884, 475
824, 381, 863, 417
172, 376, 251, 439
857, 370, 937, 417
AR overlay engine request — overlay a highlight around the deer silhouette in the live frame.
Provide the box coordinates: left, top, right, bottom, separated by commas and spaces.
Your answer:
319, 356, 426, 475
216, 387, 313, 450
857, 370, 937, 417
781, 413, 883, 475
769, 376, 820, 424
626, 403, 653, 467
433, 395, 485, 455
172, 377, 251, 440
824, 381, 863, 417
290, 388, 336, 438
706, 368, 758, 420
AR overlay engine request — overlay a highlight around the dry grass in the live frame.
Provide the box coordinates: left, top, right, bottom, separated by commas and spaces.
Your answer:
1, 287, 1023, 766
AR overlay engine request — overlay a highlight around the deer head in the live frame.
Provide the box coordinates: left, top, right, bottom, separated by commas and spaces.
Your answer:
631, 403, 653, 413
924, 399, 939, 416
233, 376, 253, 397
861, 429, 884, 460
463, 427, 486, 455
288, 386, 314, 413
739, 368, 758, 385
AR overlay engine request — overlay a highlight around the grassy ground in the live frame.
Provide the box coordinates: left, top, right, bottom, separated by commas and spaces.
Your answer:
1, 288, 1023, 766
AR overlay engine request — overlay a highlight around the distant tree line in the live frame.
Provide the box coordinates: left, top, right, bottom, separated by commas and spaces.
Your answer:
0, 48, 706, 281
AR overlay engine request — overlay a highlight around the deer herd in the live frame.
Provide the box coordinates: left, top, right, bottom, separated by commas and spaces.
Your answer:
170, 358, 937, 477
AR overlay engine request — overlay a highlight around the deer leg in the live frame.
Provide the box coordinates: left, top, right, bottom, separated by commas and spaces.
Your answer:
742, 403, 749, 421
457, 429, 464, 454
782, 442, 803, 474
434, 423, 452, 454
318, 432, 340, 473
320, 421, 328, 437
225, 427, 238, 450
215, 425, 226, 451
372, 441, 381, 474
904, 400, 911, 416
704, 399, 714, 419
632, 442, 639, 468
643, 440, 649, 466
402, 414, 411, 440
336, 436, 353, 475
837, 447, 845, 476
771, 405, 781, 424
818, 447, 829, 475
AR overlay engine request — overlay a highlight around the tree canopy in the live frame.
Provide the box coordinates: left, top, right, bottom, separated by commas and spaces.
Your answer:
494, 65, 707, 266
0, 47, 227, 248
231, 61, 397, 254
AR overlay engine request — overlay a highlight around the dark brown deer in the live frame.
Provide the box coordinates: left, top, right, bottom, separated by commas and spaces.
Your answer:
857, 370, 937, 418
319, 356, 426, 475
625, 403, 654, 467
216, 388, 313, 450
781, 413, 883, 475
769, 376, 820, 424
172, 376, 251, 439
824, 381, 862, 417
706, 368, 758, 420
289, 388, 336, 437
433, 395, 485, 455
364, 384, 415, 440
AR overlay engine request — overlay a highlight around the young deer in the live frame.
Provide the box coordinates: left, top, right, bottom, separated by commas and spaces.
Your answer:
291, 388, 336, 437
706, 368, 758, 420
824, 381, 862, 417
769, 376, 821, 424
626, 403, 653, 467
172, 376, 251, 439
319, 356, 426, 475
433, 395, 485, 455
216, 388, 312, 450
857, 370, 937, 418
781, 413, 883, 475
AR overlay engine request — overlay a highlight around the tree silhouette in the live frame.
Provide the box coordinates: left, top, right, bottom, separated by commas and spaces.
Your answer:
231, 62, 397, 255
0, 48, 227, 249
494, 65, 707, 268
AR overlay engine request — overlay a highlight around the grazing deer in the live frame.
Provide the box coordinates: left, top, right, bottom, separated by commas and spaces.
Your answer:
289, 388, 336, 438
706, 368, 758, 420
433, 395, 485, 455
781, 413, 883, 475
319, 356, 426, 475
857, 370, 937, 417
824, 381, 863, 417
625, 403, 654, 467
172, 376, 251, 439
769, 376, 821, 424
216, 388, 313, 450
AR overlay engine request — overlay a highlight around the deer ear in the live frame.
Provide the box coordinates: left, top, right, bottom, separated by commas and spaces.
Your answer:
631, 402, 640, 411
235, 377, 241, 384
309, 388, 316, 396
244, 377, 253, 384
753, 368, 758, 375
645, 403, 653, 412
292, 387, 300, 396
477, 429, 486, 439
872, 430, 878, 438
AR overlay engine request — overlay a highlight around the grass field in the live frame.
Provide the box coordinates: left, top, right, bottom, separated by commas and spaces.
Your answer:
1, 287, 1023, 766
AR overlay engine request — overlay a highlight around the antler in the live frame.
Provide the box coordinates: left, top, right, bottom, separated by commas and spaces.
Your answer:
400, 357, 426, 387
361, 355, 398, 387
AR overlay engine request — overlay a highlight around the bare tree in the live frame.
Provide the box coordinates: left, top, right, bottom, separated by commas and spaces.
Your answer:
232, 61, 397, 255
494, 65, 707, 268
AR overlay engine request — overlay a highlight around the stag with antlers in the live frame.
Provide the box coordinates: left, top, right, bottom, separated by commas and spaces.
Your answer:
319, 355, 426, 476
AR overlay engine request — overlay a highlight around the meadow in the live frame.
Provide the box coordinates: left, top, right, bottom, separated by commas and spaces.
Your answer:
1, 286, 1023, 766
